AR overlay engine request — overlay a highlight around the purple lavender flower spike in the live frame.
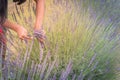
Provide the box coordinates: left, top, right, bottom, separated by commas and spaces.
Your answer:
33, 29, 46, 40
34, 28, 46, 48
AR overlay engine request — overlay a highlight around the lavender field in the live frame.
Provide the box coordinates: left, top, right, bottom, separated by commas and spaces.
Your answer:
0, 0, 120, 80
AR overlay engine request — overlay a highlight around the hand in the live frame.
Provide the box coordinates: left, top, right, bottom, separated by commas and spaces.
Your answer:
34, 28, 46, 45
16, 26, 31, 40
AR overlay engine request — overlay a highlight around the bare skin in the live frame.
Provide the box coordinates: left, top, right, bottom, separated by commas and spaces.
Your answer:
34, 0, 45, 30
2, 0, 45, 42
34, 0, 45, 43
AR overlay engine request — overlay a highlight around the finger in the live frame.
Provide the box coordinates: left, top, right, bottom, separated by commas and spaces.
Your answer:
40, 39, 44, 44
23, 35, 33, 40
27, 35, 34, 40
37, 37, 45, 42
42, 30, 46, 35
20, 37, 24, 43
37, 38, 45, 45
39, 39, 45, 48
22, 36, 29, 44
19, 36, 24, 40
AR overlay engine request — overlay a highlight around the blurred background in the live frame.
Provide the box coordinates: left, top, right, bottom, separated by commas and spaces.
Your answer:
2, 0, 119, 80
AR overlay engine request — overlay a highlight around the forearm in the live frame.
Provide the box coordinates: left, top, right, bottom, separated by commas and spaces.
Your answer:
2, 19, 19, 32
2, 20, 29, 40
34, 0, 45, 30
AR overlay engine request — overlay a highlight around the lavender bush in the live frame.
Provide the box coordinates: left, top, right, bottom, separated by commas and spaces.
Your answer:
0, 0, 119, 80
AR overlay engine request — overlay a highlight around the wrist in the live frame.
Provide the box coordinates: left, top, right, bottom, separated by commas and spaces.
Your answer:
34, 25, 43, 31
13, 24, 21, 32
3, 20, 20, 32
34, 21, 43, 29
